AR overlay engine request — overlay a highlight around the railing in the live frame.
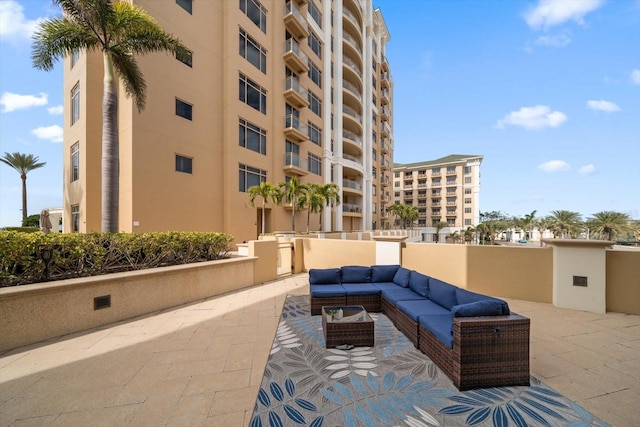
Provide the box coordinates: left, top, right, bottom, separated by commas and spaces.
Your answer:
284, 152, 308, 169
343, 105, 362, 122
343, 55, 362, 74
285, 77, 308, 98
380, 105, 390, 116
342, 80, 362, 101
446, 181, 456, 186
284, 114, 307, 133
285, 1, 308, 31
417, 184, 427, 188
343, 179, 362, 190
431, 171, 441, 176
343, 153, 362, 164
342, 7, 360, 28
342, 203, 362, 213
432, 182, 441, 187
343, 129, 362, 146
284, 39, 308, 63
380, 141, 390, 152
343, 31, 362, 51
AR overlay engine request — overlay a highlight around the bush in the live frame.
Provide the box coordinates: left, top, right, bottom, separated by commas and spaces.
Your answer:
22, 214, 41, 227
1, 227, 40, 233
0, 231, 234, 287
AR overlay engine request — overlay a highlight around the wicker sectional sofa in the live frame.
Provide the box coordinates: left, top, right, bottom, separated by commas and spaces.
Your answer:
309, 265, 530, 390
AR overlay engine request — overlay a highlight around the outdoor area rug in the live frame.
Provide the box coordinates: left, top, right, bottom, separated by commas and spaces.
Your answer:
250, 294, 610, 427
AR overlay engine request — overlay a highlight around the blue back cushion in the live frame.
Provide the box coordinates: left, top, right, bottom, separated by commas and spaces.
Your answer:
451, 300, 505, 317
341, 266, 371, 283
408, 271, 430, 297
392, 267, 411, 288
456, 288, 510, 314
371, 265, 400, 283
428, 278, 458, 310
309, 268, 341, 285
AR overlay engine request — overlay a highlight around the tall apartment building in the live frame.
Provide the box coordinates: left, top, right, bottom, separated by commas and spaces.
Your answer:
62, 0, 393, 244
392, 155, 483, 229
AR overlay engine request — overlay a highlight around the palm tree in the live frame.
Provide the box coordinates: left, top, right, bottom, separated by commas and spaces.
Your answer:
1, 152, 46, 223
434, 221, 448, 243
297, 184, 326, 233
547, 210, 582, 239
520, 210, 537, 241
463, 226, 475, 244
387, 204, 403, 229
279, 176, 306, 232
32, 0, 187, 232
587, 211, 632, 241
318, 183, 340, 231
248, 182, 282, 236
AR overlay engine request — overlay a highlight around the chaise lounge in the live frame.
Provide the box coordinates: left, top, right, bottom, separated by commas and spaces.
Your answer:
309, 264, 530, 390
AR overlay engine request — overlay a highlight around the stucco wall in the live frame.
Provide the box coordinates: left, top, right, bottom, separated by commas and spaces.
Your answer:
298, 238, 376, 270
0, 257, 255, 352
606, 250, 640, 315
402, 243, 467, 286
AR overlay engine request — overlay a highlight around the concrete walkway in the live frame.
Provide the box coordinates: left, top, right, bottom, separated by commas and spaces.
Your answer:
1, 274, 638, 426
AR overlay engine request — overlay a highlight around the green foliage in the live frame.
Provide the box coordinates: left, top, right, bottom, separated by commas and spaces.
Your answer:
22, 214, 41, 227
0, 231, 234, 287
1, 227, 40, 233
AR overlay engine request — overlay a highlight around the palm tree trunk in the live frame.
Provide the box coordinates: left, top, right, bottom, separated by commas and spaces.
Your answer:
102, 52, 119, 232
261, 199, 266, 236
291, 196, 296, 232
21, 174, 27, 222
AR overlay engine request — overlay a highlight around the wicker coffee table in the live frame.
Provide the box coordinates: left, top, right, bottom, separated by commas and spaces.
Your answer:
322, 306, 374, 348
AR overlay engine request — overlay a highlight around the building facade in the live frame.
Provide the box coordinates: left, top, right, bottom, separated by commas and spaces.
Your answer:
62, 0, 393, 243
392, 155, 482, 229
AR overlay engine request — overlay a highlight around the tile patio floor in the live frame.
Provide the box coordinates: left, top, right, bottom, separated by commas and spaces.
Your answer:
1, 273, 639, 426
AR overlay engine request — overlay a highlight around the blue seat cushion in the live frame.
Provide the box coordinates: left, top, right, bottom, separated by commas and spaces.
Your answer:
451, 300, 505, 317
393, 267, 411, 288
309, 268, 341, 285
342, 283, 381, 295
396, 299, 450, 321
419, 314, 454, 348
456, 288, 510, 314
371, 264, 400, 283
341, 266, 372, 283
310, 284, 346, 297
373, 282, 401, 292
380, 287, 425, 304
408, 271, 430, 297
429, 278, 458, 310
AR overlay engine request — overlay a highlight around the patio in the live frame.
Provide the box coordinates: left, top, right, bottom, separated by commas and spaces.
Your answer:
1, 273, 638, 426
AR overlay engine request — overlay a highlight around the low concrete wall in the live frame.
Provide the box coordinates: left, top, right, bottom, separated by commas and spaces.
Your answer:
298, 238, 376, 270
249, 239, 278, 283
402, 243, 468, 286
606, 250, 640, 315
0, 257, 256, 352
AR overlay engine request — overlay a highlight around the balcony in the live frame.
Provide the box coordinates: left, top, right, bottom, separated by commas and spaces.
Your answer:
284, 77, 309, 108
446, 168, 457, 176
380, 88, 390, 104
380, 176, 390, 186
380, 194, 390, 203
342, 203, 362, 215
342, 179, 362, 194
283, 39, 308, 74
446, 181, 457, 187
283, 114, 307, 142
380, 122, 390, 138
343, 105, 362, 133
380, 140, 389, 154
381, 56, 389, 71
432, 181, 441, 187
342, 152, 362, 166
380, 105, 389, 122
342, 80, 362, 110
283, 152, 308, 176
380, 71, 390, 88
284, 1, 308, 39
446, 211, 457, 217
343, 31, 362, 62
342, 7, 361, 37
431, 171, 441, 177
343, 55, 363, 87
381, 159, 390, 171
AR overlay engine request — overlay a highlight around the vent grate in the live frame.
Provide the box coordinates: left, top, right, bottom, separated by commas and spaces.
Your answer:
94, 295, 111, 310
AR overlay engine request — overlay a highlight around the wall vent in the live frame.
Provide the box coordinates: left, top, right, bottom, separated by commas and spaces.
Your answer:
94, 295, 111, 310
573, 276, 588, 287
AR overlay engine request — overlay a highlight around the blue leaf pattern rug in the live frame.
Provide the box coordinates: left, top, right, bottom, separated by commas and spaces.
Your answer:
251, 295, 610, 427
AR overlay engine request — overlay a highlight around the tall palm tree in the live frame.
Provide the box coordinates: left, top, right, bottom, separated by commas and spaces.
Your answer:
318, 183, 340, 231
387, 204, 403, 229
296, 184, 326, 233
434, 221, 448, 243
32, 0, 186, 232
279, 176, 306, 232
463, 226, 475, 244
1, 152, 46, 222
248, 182, 282, 236
520, 210, 537, 240
547, 210, 582, 239
587, 211, 632, 241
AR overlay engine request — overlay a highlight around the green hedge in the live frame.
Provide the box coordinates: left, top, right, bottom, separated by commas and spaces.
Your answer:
0, 231, 234, 287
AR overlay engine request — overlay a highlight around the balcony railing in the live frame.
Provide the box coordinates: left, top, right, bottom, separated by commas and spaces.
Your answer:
343, 31, 362, 52
343, 203, 362, 213
343, 129, 362, 146
284, 1, 308, 39
284, 152, 308, 175
283, 114, 307, 141
284, 77, 309, 108
343, 55, 362, 75
342, 7, 360, 29
343, 179, 362, 191
283, 39, 308, 73
343, 80, 363, 101
343, 153, 362, 165
343, 105, 362, 122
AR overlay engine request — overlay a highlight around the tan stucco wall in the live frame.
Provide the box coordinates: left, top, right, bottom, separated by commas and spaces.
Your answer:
606, 250, 640, 315
0, 257, 255, 352
249, 239, 278, 284
298, 238, 376, 270
402, 243, 468, 286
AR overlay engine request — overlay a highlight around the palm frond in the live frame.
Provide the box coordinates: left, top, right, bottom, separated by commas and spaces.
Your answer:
110, 48, 147, 111
32, 17, 97, 70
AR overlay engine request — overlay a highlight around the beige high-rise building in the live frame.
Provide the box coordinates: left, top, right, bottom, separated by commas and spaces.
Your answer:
392, 155, 483, 229
62, 0, 393, 244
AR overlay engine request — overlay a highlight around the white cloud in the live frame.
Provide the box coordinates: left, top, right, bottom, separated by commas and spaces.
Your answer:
0, 91, 48, 112
47, 105, 63, 115
495, 105, 568, 130
0, 0, 44, 43
31, 125, 63, 143
631, 69, 640, 85
524, 0, 604, 30
578, 164, 595, 174
535, 33, 571, 47
539, 160, 571, 172
586, 99, 621, 113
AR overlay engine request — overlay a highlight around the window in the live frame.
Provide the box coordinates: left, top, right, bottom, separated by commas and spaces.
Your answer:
465, 188, 472, 194
71, 205, 79, 233
372, 149, 377, 161
394, 172, 400, 178
308, 32, 322, 58
465, 219, 472, 225
308, 153, 321, 175
308, 122, 321, 145
447, 219, 455, 226
239, 163, 266, 192
176, 48, 193, 67
372, 167, 377, 178
308, 61, 322, 88
308, 91, 321, 117
70, 51, 79, 68
175, 99, 193, 120
239, 73, 267, 113
465, 176, 472, 184
239, 118, 267, 154
394, 182, 400, 188
447, 167, 456, 174
175, 155, 193, 174
465, 166, 471, 174
239, 29, 266, 73
394, 192, 400, 197
176, 0, 192, 14
71, 142, 79, 182
240, 0, 266, 33
465, 198, 472, 204
71, 82, 80, 125
465, 207, 472, 214
308, 1, 322, 28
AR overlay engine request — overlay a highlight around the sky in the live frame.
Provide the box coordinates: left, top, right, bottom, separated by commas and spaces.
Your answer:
0, 0, 639, 228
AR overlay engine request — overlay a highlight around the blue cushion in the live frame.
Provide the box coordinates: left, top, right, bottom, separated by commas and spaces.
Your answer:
456, 289, 510, 314
373, 282, 401, 292
371, 265, 400, 283
396, 299, 450, 321
428, 278, 458, 310
380, 287, 425, 304
451, 300, 505, 317
341, 266, 372, 283
309, 268, 341, 285
393, 267, 411, 288
342, 284, 381, 295
408, 271, 430, 297
419, 314, 454, 348
310, 284, 346, 297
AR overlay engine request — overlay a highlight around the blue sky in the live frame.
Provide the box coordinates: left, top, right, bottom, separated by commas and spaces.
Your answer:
1, 0, 639, 228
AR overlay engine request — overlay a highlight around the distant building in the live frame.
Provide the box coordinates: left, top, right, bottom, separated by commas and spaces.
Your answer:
62, 0, 393, 242
392, 155, 482, 229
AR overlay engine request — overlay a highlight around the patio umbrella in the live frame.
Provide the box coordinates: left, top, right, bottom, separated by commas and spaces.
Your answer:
39, 209, 52, 234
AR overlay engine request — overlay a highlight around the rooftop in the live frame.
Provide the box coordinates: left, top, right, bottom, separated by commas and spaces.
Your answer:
1, 274, 638, 426
393, 154, 484, 169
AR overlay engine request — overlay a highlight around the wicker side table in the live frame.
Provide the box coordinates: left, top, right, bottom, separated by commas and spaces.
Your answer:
322, 306, 374, 348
